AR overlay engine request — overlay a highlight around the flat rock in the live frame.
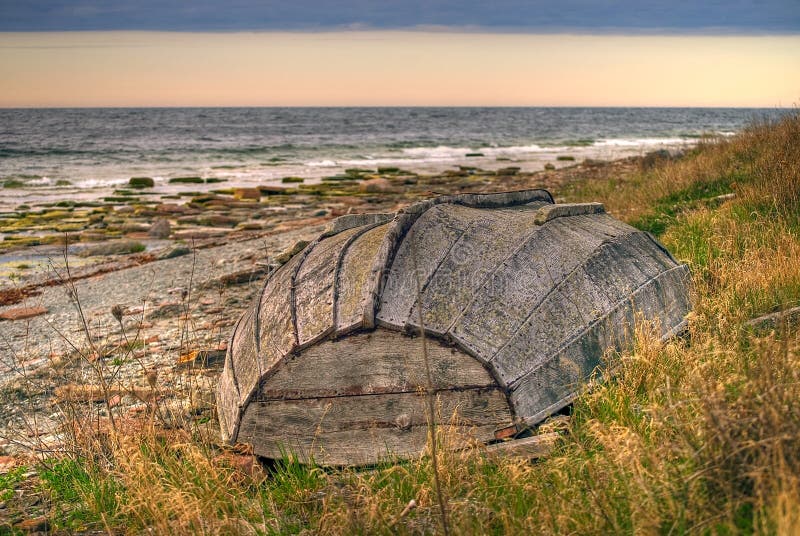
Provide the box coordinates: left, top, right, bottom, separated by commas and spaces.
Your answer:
155, 245, 191, 260
199, 266, 270, 288
233, 187, 261, 201
77, 239, 145, 257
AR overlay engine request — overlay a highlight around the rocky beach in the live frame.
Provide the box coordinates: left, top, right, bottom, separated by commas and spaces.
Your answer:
0, 156, 649, 457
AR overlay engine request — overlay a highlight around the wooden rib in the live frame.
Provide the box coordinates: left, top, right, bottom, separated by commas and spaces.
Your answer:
321, 213, 394, 237
533, 202, 605, 225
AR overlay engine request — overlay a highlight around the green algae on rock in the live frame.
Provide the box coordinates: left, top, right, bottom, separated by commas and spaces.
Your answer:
129, 177, 155, 188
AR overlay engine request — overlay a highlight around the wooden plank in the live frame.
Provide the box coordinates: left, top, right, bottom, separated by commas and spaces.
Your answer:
533, 202, 605, 225
228, 307, 260, 408
216, 307, 250, 440
509, 265, 691, 425
485, 432, 560, 459
216, 357, 240, 441
321, 213, 393, 237
444, 189, 554, 209
362, 190, 553, 331
237, 388, 514, 465
360, 212, 419, 329
258, 330, 497, 399
376, 204, 493, 329
249, 253, 302, 406
335, 223, 389, 334
490, 231, 676, 385
450, 216, 631, 363
409, 205, 545, 336
294, 227, 362, 348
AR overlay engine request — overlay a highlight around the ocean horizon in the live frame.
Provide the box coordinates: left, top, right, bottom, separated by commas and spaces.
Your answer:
0, 106, 791, 210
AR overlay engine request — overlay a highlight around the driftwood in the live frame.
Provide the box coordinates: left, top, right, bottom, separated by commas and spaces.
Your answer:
217, 189, 691, 465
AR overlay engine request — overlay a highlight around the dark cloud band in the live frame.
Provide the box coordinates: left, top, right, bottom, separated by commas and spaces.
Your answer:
0, 0, 798, 33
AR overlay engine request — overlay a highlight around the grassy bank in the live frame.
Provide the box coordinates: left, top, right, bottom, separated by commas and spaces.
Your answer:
5, 114, 800, 534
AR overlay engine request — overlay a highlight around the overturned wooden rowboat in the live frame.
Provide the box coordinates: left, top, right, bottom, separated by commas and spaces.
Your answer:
216, 189, 691, 465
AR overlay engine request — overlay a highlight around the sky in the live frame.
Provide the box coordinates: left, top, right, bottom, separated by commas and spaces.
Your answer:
0, 1, 798, 107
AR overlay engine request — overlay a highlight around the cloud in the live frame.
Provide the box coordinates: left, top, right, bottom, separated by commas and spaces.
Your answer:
0, 0, 798, 33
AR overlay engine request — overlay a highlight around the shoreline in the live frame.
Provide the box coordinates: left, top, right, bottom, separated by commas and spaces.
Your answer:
0, 140, 691, 212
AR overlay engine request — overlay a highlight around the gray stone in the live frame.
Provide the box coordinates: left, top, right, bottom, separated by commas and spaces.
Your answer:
148, 218, 171, 239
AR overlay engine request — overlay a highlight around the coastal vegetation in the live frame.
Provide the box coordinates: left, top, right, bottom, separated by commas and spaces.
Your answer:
1, 113, 798, 534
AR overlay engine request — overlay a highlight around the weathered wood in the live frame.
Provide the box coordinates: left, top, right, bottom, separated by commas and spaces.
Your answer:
485, 432, 560, 459
377, 204, 500, 329
335, 223, 390, 334
294, 227, 363, 348
237, 389, 513, 465
361, 189, 553, 330
258, 330, 498, 399
216, 360, 239, 441
229, 307, 260, 408
217, 188, 692, 465
322, 213, 394, 237
510, 264, 691, 424
533, 202, 605, 225
450, 214, 632, 362
249, 253, 302, 403
490, 230, 677, 386
410, 204, 546, 336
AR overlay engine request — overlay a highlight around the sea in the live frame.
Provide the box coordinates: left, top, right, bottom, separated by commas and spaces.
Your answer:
0, 107, 791, 211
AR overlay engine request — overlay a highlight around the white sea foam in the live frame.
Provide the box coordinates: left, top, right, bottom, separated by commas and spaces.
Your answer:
592, 137, 695, 148
401, 144, 554, 160
394, 138, 694, 162
73, 177, 129, 188
27, 176, 53, 186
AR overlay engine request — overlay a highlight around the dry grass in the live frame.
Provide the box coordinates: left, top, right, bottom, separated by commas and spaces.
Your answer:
17, 113, 800, 534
